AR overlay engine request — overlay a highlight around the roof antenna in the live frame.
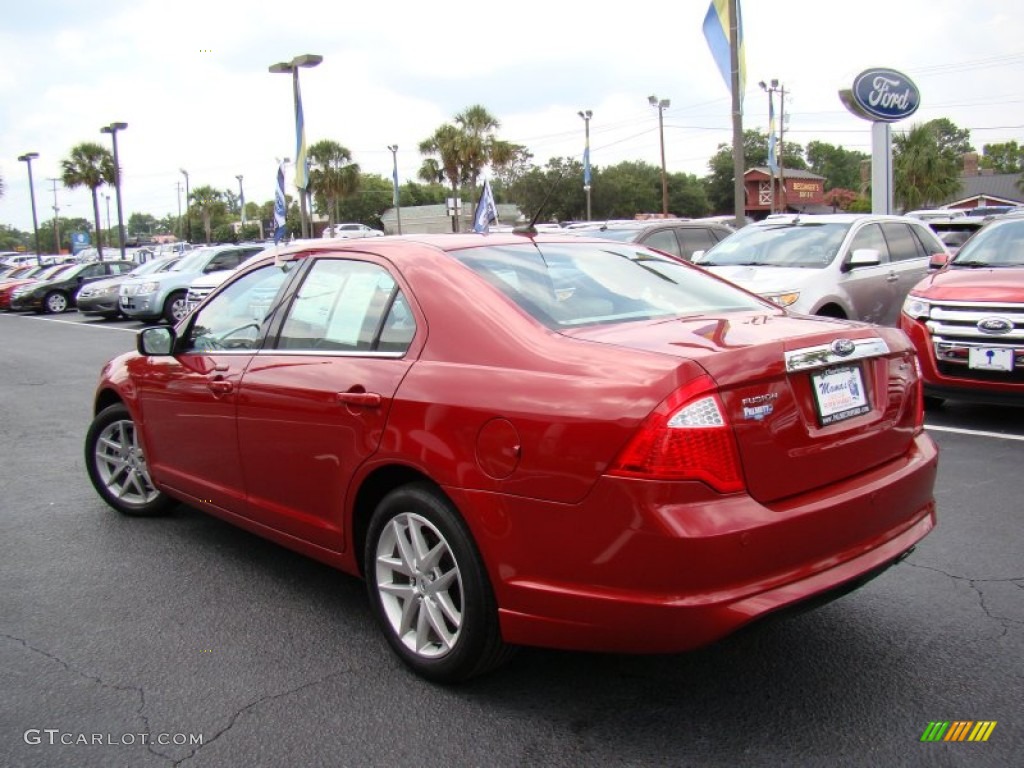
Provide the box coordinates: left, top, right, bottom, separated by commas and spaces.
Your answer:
514, 170, 565, 235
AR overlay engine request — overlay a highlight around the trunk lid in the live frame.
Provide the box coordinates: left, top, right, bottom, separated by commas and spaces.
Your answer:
564, 311, 921, 503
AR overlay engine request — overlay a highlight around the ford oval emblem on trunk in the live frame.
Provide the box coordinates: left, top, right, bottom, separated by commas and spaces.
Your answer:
977, 317, 1013, 335
831, 338, 856, 357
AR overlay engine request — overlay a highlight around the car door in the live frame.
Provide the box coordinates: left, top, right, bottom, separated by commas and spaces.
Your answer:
879, 222, 933, 325
839, 222, 899, 325
234, 256, 419, 551
131, 262, 292, 512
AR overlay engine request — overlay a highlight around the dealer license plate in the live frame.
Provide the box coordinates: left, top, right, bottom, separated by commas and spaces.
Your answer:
811, 365, 870, 426
968, 347, 1014, 372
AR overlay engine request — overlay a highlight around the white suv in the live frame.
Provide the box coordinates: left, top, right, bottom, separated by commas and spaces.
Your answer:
694, 213, 948, 326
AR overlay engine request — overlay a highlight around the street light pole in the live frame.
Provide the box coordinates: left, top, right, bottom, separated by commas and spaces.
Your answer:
648, 95, 671, 217
236, 174, 246, 235
180, 169, 191, 242
388, 144, 402, 235
100, 122, 128, 259
270, 54, 323, 239
577, 110, 593, 221
17, 152, 42, 264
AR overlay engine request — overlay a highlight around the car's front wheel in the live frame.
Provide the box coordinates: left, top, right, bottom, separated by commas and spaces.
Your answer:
85, 403, 172, 517
162, 291, 188, 324
365, 484, 513, 683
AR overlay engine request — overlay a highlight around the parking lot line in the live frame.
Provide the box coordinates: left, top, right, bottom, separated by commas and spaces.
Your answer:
925, 424, 1024, 442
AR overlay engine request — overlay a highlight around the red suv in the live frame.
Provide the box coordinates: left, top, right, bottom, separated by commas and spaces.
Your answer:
901, 216, 1024, 407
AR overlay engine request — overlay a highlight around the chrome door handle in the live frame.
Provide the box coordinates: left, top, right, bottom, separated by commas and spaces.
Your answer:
337, 391, 382, 408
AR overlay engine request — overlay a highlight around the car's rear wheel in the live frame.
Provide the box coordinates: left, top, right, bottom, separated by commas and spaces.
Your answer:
43, 291, 68, 314
162, 291, 188, 324
85, 403, 172, 517
365, 484, 513, 683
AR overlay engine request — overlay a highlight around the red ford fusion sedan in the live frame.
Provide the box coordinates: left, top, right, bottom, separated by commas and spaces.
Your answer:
85, 233, 938, 682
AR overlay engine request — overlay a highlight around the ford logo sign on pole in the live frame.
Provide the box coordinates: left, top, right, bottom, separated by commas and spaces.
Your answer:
839, 68, 921, 215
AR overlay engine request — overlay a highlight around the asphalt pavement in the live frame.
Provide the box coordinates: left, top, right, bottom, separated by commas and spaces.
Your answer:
1, 311, 1021, 767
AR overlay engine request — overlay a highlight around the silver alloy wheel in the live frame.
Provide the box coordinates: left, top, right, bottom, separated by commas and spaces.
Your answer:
45, 292, 67, 313
92, 418, 161, 506
374, 512, 464, 658
170, 296, 188, 322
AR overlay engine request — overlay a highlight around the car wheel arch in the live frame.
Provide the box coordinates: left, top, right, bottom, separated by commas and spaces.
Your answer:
814, 302, 848, 318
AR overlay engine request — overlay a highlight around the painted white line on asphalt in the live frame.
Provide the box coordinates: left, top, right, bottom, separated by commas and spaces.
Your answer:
926, 424, 1024, 442
13, 315, 139, 333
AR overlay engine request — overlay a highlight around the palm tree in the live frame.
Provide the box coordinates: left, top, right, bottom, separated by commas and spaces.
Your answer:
419, 124, 465, 229
308, 140, 361, 234
454, 104, 517, 194
61, 142, 115, 260
893, 123, 960, 211
189, 185, 225, 244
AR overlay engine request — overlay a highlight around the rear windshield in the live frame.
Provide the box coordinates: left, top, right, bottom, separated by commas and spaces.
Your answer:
452, 242, 766, 329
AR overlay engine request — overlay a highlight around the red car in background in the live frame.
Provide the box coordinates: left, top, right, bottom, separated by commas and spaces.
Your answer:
85, 233, 938, 682
901, 216, 1024, 407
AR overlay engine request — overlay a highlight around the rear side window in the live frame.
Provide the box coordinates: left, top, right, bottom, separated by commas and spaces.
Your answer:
642, 229, 682, 258
675, 228, 719, 260
881, 222, 929, 262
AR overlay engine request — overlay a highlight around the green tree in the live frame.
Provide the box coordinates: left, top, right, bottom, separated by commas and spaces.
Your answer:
419, 123, 466, 228
189, 185, 226, 244
334, 174, 393, 229
925, 117, 973, 164
893, 123, 961, 211
0, 224, 27, 251
509, 157, 586, 223
981, 141, 1024, 173
308, 139, 361, 232
61, 142, 115, 260
806, 141, 869, 192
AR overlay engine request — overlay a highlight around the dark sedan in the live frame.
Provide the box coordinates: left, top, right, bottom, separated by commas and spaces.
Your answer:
10, 260, 136, 314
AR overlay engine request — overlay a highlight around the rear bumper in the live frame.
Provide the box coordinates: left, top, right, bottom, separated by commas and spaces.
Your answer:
450, 432, 938, 653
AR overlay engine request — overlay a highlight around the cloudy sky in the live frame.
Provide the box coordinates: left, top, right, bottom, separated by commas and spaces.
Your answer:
2, 0, 1023, 234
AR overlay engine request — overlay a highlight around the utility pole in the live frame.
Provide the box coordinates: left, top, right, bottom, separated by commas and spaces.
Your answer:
48, 179, 61, 255
778, 85, 788, 212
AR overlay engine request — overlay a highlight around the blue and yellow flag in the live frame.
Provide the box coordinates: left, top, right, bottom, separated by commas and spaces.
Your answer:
703, 0, 746, 102
274, 161, 287, 244
767, 95, 778, 173
473, 179, 499, 234
293, 77, 309, 192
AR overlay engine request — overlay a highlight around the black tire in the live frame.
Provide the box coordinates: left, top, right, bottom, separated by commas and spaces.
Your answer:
162, 291, 188, 325
43, 291, 68, 314
84, 403, 172, 517
364, 483, 514, 683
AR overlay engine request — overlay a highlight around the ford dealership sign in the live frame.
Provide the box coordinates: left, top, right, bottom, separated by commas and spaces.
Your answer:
839, 68, 920, 123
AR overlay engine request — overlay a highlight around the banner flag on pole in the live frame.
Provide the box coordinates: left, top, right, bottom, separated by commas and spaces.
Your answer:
767, 95, 779, 174
473, 179, 499, 234
583, 146, 591, 187
274, 161, 287, 244
293, 75, 309, 192
703, 0, 746, 102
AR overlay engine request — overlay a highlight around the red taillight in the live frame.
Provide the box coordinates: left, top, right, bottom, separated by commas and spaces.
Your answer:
609, 374, 744, 493
912, 355, 925, 433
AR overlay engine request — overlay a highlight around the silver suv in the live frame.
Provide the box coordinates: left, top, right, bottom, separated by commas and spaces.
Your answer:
119, 245, 266, 323
694, 214, 948, 326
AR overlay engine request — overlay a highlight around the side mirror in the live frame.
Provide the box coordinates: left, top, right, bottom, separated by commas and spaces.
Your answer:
691, 250, 707, 263
137, 326, 175, 356
844, 248, 881, 271
928, 252, 950, 270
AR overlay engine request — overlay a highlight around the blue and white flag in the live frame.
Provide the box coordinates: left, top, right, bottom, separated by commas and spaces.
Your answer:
274, 161, 287, 244
473, 178, 499, 234
767, 95, 779, 174
583, 145, 591, 187
703, 0, 746, 102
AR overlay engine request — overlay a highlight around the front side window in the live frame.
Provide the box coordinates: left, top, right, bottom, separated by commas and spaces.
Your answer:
185, 264, 292, 352
847, 223, 889, 263
277, 260, 413, 353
